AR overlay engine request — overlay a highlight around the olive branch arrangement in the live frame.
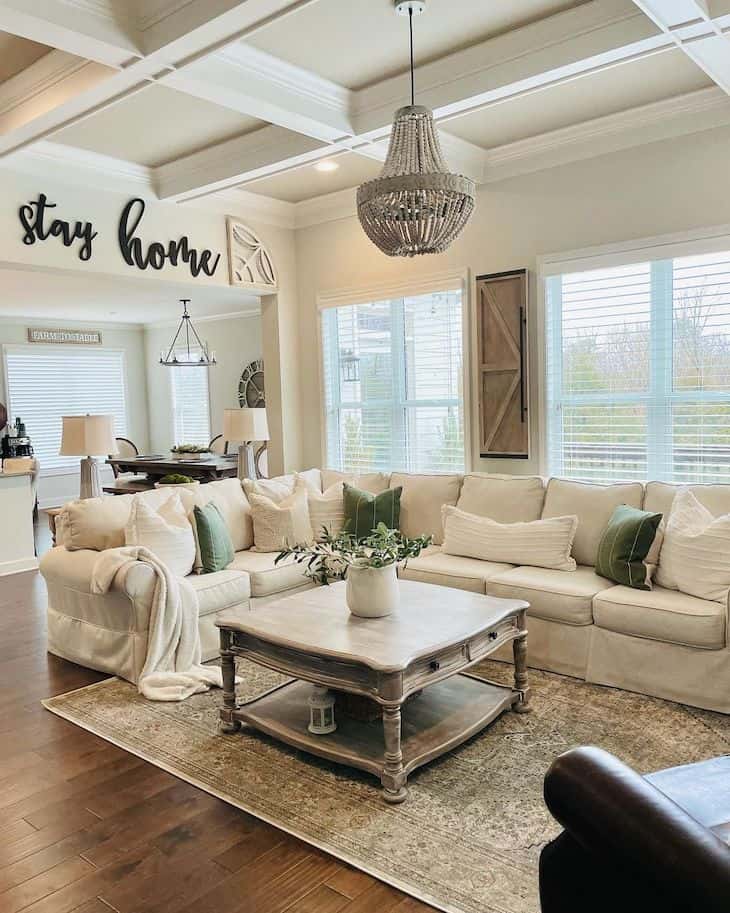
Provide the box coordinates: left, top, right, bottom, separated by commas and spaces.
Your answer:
276, 522, 432, 586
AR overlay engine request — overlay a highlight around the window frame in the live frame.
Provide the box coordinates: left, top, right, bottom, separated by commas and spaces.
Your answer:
168, 349, 212, 448
538, 223, 730, 481
2, 342, 129, 477
316, 270, 471, 474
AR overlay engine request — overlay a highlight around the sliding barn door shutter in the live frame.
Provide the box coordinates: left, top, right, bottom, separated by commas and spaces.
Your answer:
476, 270, 529, 459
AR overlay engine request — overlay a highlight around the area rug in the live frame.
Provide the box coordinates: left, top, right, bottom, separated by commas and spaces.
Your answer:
44, 661, 730, 913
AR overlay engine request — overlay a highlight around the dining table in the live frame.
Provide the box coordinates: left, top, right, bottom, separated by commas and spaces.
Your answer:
104, 453, 238, 494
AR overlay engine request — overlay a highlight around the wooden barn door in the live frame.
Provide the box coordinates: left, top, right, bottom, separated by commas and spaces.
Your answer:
476, 270, 529, 459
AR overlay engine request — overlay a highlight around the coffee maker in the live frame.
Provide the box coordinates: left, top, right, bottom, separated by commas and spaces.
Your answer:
1, 416, 34, 460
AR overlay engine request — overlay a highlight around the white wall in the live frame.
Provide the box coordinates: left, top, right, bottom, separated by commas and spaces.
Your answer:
294, 124, 730, 474
144, 313, 263, 453
0, 318, 149, 506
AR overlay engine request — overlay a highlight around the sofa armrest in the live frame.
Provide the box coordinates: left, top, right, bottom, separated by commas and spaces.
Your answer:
40, 546, 157, 632
544, 746, 730, 913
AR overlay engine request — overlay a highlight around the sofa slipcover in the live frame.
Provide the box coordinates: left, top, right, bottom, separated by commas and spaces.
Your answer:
229, 550, 312, 598
487, 565, 615, 626
593, 585, 726, 651
398, 545, 514, 593
457, 472, 546, 523
187, 569, 250, 616
390, 472, 462, 544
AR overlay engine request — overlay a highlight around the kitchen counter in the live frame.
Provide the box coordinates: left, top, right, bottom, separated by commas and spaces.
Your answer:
0, 472, 37, 575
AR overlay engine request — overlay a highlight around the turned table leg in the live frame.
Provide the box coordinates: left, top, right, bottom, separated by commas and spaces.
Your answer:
513, 609, 531, 714
219, 629, 241, 734
381, 705, 408, 803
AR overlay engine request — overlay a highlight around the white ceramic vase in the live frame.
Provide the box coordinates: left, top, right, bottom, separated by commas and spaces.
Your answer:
345, 561, 399, 618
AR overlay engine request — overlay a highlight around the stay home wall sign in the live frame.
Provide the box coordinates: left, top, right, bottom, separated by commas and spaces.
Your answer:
18, 193, 221, 278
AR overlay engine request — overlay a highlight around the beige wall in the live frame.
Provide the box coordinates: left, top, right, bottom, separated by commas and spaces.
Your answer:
144, 313, 263, 453
294, 125, 730, 474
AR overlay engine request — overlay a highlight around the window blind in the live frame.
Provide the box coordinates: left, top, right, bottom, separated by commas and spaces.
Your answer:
170, 353, 211, 446
546, 250, 730, 483
321, 288, 464, 474
3, 345, 127, 474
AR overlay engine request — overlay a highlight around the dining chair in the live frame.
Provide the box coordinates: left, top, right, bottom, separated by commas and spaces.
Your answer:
208, 434, 229, 455
110, 437, 139, 478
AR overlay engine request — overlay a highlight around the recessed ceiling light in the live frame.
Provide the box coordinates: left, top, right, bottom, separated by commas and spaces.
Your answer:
314, 160, 339, 172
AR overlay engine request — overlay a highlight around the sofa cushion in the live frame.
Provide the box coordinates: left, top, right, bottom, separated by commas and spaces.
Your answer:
398, 545, 513, 594
229, 551, 311, 598
594, 504, 663, 590
244, 478, 313, 551
321, 469, 391, 494
125, 493, 196, 577
187, 569, 250, 617
487, 565, 616, 626
390, 472, 462, 544
542, 478, 644, 567
63, 493, 136, 551
644, 481, 730, 518
192, 478, 253, 552
193, 502, 235, 573
593, 584, 726, 650
457, 473, 545, 523
343, 483, 402, 540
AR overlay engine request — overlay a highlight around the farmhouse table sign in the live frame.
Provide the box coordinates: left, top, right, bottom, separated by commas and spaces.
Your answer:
27, 327, 102, 345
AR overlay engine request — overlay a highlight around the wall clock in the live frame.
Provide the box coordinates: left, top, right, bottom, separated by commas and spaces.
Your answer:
238, 359, 265, 408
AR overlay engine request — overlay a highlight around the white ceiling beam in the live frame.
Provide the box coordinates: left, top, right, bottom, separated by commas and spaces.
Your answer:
0, 0, 142, 67
630, 1, 730, 94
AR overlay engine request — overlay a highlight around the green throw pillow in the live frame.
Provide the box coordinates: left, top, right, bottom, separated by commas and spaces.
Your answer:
595, 504, 662, 590
193, 502, 234, 573
343, 483, 402, 541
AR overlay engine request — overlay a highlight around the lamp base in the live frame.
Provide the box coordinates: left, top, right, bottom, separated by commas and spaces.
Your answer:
79, 456, 101, 499
237, 443, 257, 481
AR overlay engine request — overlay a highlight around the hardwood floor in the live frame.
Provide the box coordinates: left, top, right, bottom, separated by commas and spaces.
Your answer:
0, 561, 436, 913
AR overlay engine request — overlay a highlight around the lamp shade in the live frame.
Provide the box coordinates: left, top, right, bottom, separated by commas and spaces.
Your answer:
223, 408, 269, 443
59, 415, 117, 456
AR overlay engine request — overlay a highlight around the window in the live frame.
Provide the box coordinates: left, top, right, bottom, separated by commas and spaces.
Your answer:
546, 250, 730, 483
170, 352, 211, 446
3, 345, 127, 474
321, 287, 465, 473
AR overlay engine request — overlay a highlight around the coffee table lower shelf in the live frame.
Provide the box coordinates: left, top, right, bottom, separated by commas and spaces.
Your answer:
227, 675, 519, 802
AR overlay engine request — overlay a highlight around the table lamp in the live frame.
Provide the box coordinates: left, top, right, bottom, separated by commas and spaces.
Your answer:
60, 414, 117, 499
223, 408, 269, 480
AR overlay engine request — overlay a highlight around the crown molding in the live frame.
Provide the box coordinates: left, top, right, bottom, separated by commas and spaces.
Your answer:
0, 51, 93, 119
6, 140, 153, 190
293, 186, 357, 230
145, 307, 261, 329
0, 313, 142, 330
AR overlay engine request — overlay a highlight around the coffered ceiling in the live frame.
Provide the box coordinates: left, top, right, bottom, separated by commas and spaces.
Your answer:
1, 0, 730, 221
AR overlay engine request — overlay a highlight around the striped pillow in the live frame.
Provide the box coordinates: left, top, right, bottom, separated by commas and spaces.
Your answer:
343, 484, 402, 541
442, 505, 577, 571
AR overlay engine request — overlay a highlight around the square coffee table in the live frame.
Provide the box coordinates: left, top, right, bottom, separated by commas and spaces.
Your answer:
216, 579, 529, 803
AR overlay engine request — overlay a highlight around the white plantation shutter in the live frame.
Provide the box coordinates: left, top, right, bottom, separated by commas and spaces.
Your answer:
4, 345, 127, 474
546, 250, 730, 483
170, 353, 211, 446
321, 288, 464, 473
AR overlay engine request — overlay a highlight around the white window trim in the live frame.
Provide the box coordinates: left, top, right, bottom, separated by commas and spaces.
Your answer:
2, 343, 129, 478
168, 350, 212, 447
536, 222, 730, 476
316, 268, 472, 472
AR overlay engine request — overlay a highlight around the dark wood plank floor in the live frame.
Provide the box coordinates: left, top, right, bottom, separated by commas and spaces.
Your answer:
0, 526, 436, 913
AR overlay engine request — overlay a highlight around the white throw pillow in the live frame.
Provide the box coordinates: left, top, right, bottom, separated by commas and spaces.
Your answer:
244, 474, 295, 503
298, 474, 345, 540
191, 478, 253, 552
655, 489, 730, 603
442, 505, 578, 571
124, 492, 196, 576
244, 478, 314, 552
320, 469, 391, 494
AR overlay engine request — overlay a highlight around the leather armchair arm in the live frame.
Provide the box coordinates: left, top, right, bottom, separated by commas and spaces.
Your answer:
544, 746, 730, 913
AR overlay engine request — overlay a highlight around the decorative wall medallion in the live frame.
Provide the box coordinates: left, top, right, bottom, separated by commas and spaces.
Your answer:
238, 359, 265, 408
226, 219, 277, 291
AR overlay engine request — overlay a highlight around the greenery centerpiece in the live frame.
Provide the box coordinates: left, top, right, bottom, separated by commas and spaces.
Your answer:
171, 444, 211, 461
155, 473, 200, 489
277, 523, 432, 617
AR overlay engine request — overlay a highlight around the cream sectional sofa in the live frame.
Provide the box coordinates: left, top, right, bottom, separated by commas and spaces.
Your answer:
40, 470, 730, 713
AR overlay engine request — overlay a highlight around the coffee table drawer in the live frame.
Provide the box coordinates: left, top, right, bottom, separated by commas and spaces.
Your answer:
468, 617, 520, 661
405, 644, 468, 690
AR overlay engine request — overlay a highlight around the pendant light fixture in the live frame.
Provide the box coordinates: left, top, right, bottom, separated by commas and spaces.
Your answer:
357, 0, 476, 258
159, 299, 216, 367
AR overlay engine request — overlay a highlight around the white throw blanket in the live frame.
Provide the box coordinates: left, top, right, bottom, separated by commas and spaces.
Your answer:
91, 546, 223, 701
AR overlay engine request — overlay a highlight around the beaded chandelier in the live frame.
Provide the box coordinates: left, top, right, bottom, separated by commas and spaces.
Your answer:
357, 1, 475, 258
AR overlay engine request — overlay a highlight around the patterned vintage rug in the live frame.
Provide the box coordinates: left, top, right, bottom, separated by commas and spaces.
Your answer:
44, 661, 730, 913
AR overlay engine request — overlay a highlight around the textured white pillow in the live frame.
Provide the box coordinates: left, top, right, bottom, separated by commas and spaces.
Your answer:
244, 475, 295, 503
442, 505, 578, 571
655, 489, 730, 603
244, 478, 314, 552
298, 474, 345, 540
124, 492, 196, 576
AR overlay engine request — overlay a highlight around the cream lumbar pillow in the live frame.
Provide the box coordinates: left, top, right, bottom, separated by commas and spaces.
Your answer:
244, 477, 314, 552
297, 473, 345, 540
442, 505, 578, 571
124, 492, 196, 577
655, 489, 730, 603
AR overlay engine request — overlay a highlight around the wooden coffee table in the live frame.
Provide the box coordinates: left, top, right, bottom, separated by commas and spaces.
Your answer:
216, 579, 530, 803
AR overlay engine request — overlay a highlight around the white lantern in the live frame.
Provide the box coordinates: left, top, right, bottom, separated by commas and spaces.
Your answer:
308, 685, 337, 735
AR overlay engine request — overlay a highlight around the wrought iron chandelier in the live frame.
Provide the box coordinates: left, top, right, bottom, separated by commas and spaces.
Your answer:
159, 299, 216, 367
357, 0, 476, 258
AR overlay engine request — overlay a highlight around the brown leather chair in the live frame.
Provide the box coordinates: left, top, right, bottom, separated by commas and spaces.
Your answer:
540, 746, 730, 913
